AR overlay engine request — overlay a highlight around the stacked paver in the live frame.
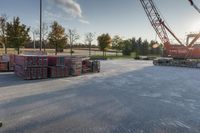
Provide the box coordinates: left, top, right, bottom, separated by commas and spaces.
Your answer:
13, 55, 100, 80
82, 60, 100, 73
0, 55, 7, 72
0, 55, 15, 72
47, 56, 69, 78
2, 54, 15, 71
0, 61, 9, 72
65, 57, 82, 76
82, 60, 93, 73
14, 55, 48, 80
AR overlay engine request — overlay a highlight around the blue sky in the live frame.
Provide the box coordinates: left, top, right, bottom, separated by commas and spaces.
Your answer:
0, 0, 200, 44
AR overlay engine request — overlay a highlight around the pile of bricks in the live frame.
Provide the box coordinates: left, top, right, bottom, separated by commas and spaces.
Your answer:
82, 60, 100, 73
14, 55, 48, 80
0, 55, 15, 72
47, 56, 69, 78
66, 57, 82, 76
0, 61, 9, 72
82, 60, 93, 73
71, 57, 82, 76
2, 54, 15, 71
12, 55, 100, 80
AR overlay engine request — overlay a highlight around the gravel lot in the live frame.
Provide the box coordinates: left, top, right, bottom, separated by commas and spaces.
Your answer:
1, 60, 200, 133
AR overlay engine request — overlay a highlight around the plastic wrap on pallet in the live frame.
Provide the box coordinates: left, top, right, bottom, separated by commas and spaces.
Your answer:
92, 60, 100, 72
48, 56, 65, 66
0, 61, 9, 71
48, 66, 69, 78
14, 55, 48, 68
14, 65, 47, 80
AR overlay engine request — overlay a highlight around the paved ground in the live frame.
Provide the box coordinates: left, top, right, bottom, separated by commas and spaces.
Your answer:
1, 60, 200, 133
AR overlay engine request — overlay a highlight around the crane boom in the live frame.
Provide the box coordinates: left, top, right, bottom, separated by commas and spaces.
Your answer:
188, 0, 200, 47
140, 0, 200, 67
140, 0, 169, 45
140, 0, 183, 47
188, 0, 200, 13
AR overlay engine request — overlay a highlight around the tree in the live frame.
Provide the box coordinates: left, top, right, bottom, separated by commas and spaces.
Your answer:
6, 17, 30, 54
85, 32, 95, 57
112, 35, 123, 56
135, 37, 142, 57
68, 29, 80, 56
0, 14, 8, 54
141, 39, 149, 55
131, 37, 137, 52
122, 39, 132, 56
97, 33, 112, 57
48, 21, 68, 55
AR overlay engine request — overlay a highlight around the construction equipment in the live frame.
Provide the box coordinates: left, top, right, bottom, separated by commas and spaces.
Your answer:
140, 0, 200, 67
188, 0, 200, 13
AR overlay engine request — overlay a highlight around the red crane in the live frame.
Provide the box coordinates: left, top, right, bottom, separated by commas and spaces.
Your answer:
188, 0, 200, 14
140, 0, 200, 67
187, 0, 200, 47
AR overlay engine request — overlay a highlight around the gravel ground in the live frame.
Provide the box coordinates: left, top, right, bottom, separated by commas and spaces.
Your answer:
0, 60, 200, 133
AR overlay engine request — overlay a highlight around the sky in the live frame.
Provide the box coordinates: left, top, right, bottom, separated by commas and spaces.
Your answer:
0, 0, 200, 44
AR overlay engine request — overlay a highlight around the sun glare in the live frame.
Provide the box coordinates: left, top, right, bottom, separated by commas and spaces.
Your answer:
191, 21, 200, 32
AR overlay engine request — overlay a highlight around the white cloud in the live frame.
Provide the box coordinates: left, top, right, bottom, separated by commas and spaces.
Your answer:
44, 10, 73, 22
46, 0, 90, 24
79, 19, 90, 24
54, 0, 82, 18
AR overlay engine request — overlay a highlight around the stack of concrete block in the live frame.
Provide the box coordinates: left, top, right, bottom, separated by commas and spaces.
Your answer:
65, 57, 82, 76
47, 56, 69, 78
14, 55, 48, 80
0, 61, 9, 72
12, 55, 100, 80
82, 60, 100, 73
82, 60, 93, 73
2, 54, 15, 71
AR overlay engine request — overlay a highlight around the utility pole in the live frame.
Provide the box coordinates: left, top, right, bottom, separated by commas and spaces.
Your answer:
32, 31, 36, 49
69, 30, 73, 56
40, 0, 42, 51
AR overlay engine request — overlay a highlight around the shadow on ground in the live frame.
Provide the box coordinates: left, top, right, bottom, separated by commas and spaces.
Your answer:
1, 65, 200, 133
0, 72, 58, 88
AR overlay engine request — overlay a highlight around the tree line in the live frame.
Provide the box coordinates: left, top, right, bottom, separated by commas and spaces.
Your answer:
0, 15, 163, 56
97, 34, 163, 57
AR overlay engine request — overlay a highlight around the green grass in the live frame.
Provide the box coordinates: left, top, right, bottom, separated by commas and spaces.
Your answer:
90, 52, 161, 60
90, 55, 134, 60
